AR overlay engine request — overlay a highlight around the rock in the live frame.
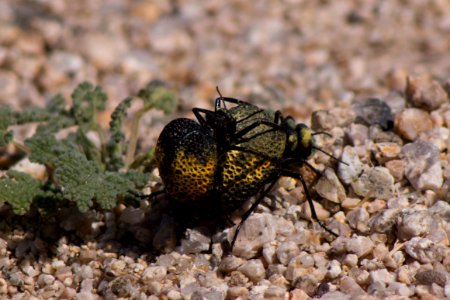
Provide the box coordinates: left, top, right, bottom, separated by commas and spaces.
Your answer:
384, 159, 405, 181
327, 260, 342, 279
369, 268, 395, 285
429, 200, 450, 219
142, 266, 167, 282
353, 97, 394, 130
276, 241, 300, 266
401, 140, 443, 191
368, 208, 400, 233
337, 146, 364, 185
314, 168, 346, 203
119, 207, 145, 225
231, 213, 277, 259
152, 215, 177, 253
0, 70, 19, 103
264, 286, 287, 299
339, 276, 366, 296
404, 237, 446, 264
179, 228, 211, 254
346, 207, 369, 232
218, 256, 245, 273
371, 142, 401, 164
386, 282, 413, 297
415, 270, 447, 287
397, 209, 433, 240
351, 166, 394, 200
345, 236, 374, 258
79, 33, 128, 71
238, 259, 266, 283
406, 75, 448, 111
346, 123, 369, 146
395, 108, 433, 141
227, 286, 249, 299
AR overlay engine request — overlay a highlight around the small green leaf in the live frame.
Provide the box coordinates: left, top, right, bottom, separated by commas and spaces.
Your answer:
0, 171, 42, 215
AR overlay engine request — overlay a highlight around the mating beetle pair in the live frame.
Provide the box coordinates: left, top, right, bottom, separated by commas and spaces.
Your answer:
155, 90, 341, 248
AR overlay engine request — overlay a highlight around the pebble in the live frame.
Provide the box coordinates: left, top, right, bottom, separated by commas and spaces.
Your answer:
371, 142, 401, 164
37, 274, 55, 287
262, 243, 277, 265
369, 268, 395, 285
311, 108, 355, 131
314, 168, 346, 203
401, 139, 443, 191
179, 228, 211, 254
353, 97, 394, 130
368, 208, 400, 233
79, 33, 127, 71
406, 75, 448, 111
429, 200, 450, 219
231, 213, 277, 259
327, 260, 342, 279
167, 290, 183, 300
79, 249, 97, 264
404, 237, 445, 264
397, 209, 433, 240
345, 236, 375, 258
415, 270, 447, 287
142, 266, 167, 282
119, 207, 145, 225
337, 146, 364, 185
395, 108, 433, 141
339, 276, 366, 296
264, 286, 287, 299
218, 256, 245, 274
238, 259, 266, 283
0, 70, 19, 103
346, 207, 369, 232
342, 254, 358, 268
227, 286, 249, 299
276, 241, 300, 266
384, 159, 405, 180
346, 123, 369, 146
351, 166, 394, 200
386, 282, 413, 297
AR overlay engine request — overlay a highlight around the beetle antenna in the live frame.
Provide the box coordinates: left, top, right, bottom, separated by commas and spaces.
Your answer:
216, 86, 227, 109
312, 146, 348, 165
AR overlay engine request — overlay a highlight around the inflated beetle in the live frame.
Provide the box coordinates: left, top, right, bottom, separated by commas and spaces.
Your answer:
155, 91, 342, 248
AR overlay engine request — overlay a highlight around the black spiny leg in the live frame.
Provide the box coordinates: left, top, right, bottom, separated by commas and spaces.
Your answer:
281, 169, 338, 237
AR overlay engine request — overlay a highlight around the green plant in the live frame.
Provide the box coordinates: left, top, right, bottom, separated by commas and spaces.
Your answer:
0, 81, 178, 215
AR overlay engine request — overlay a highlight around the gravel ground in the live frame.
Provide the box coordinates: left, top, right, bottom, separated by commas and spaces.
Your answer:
0, 0, 450, 299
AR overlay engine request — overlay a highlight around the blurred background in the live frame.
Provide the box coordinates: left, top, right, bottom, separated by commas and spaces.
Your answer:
1, 0, 450, 134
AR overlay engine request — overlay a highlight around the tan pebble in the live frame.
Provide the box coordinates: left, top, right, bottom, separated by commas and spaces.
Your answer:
366, 199, 386, 214
167, 289, 183, 300
397, 266, 412, 284
218, 256, 245, 273
290, 288, 309, 300
264, 286, 287, 299
372, 142, 401, 164
227, 286, 249, 299
142, 266, 167, 282
0, 278, 7, 294
301, 200, 330, 221
384, 159, 405, 181
238, 259, 266, 283
406, 75, 448, 111
341, 197, 361, 209
395, 108, 433, 141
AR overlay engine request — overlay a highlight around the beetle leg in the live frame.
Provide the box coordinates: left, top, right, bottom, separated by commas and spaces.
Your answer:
280, 169, 338, 237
